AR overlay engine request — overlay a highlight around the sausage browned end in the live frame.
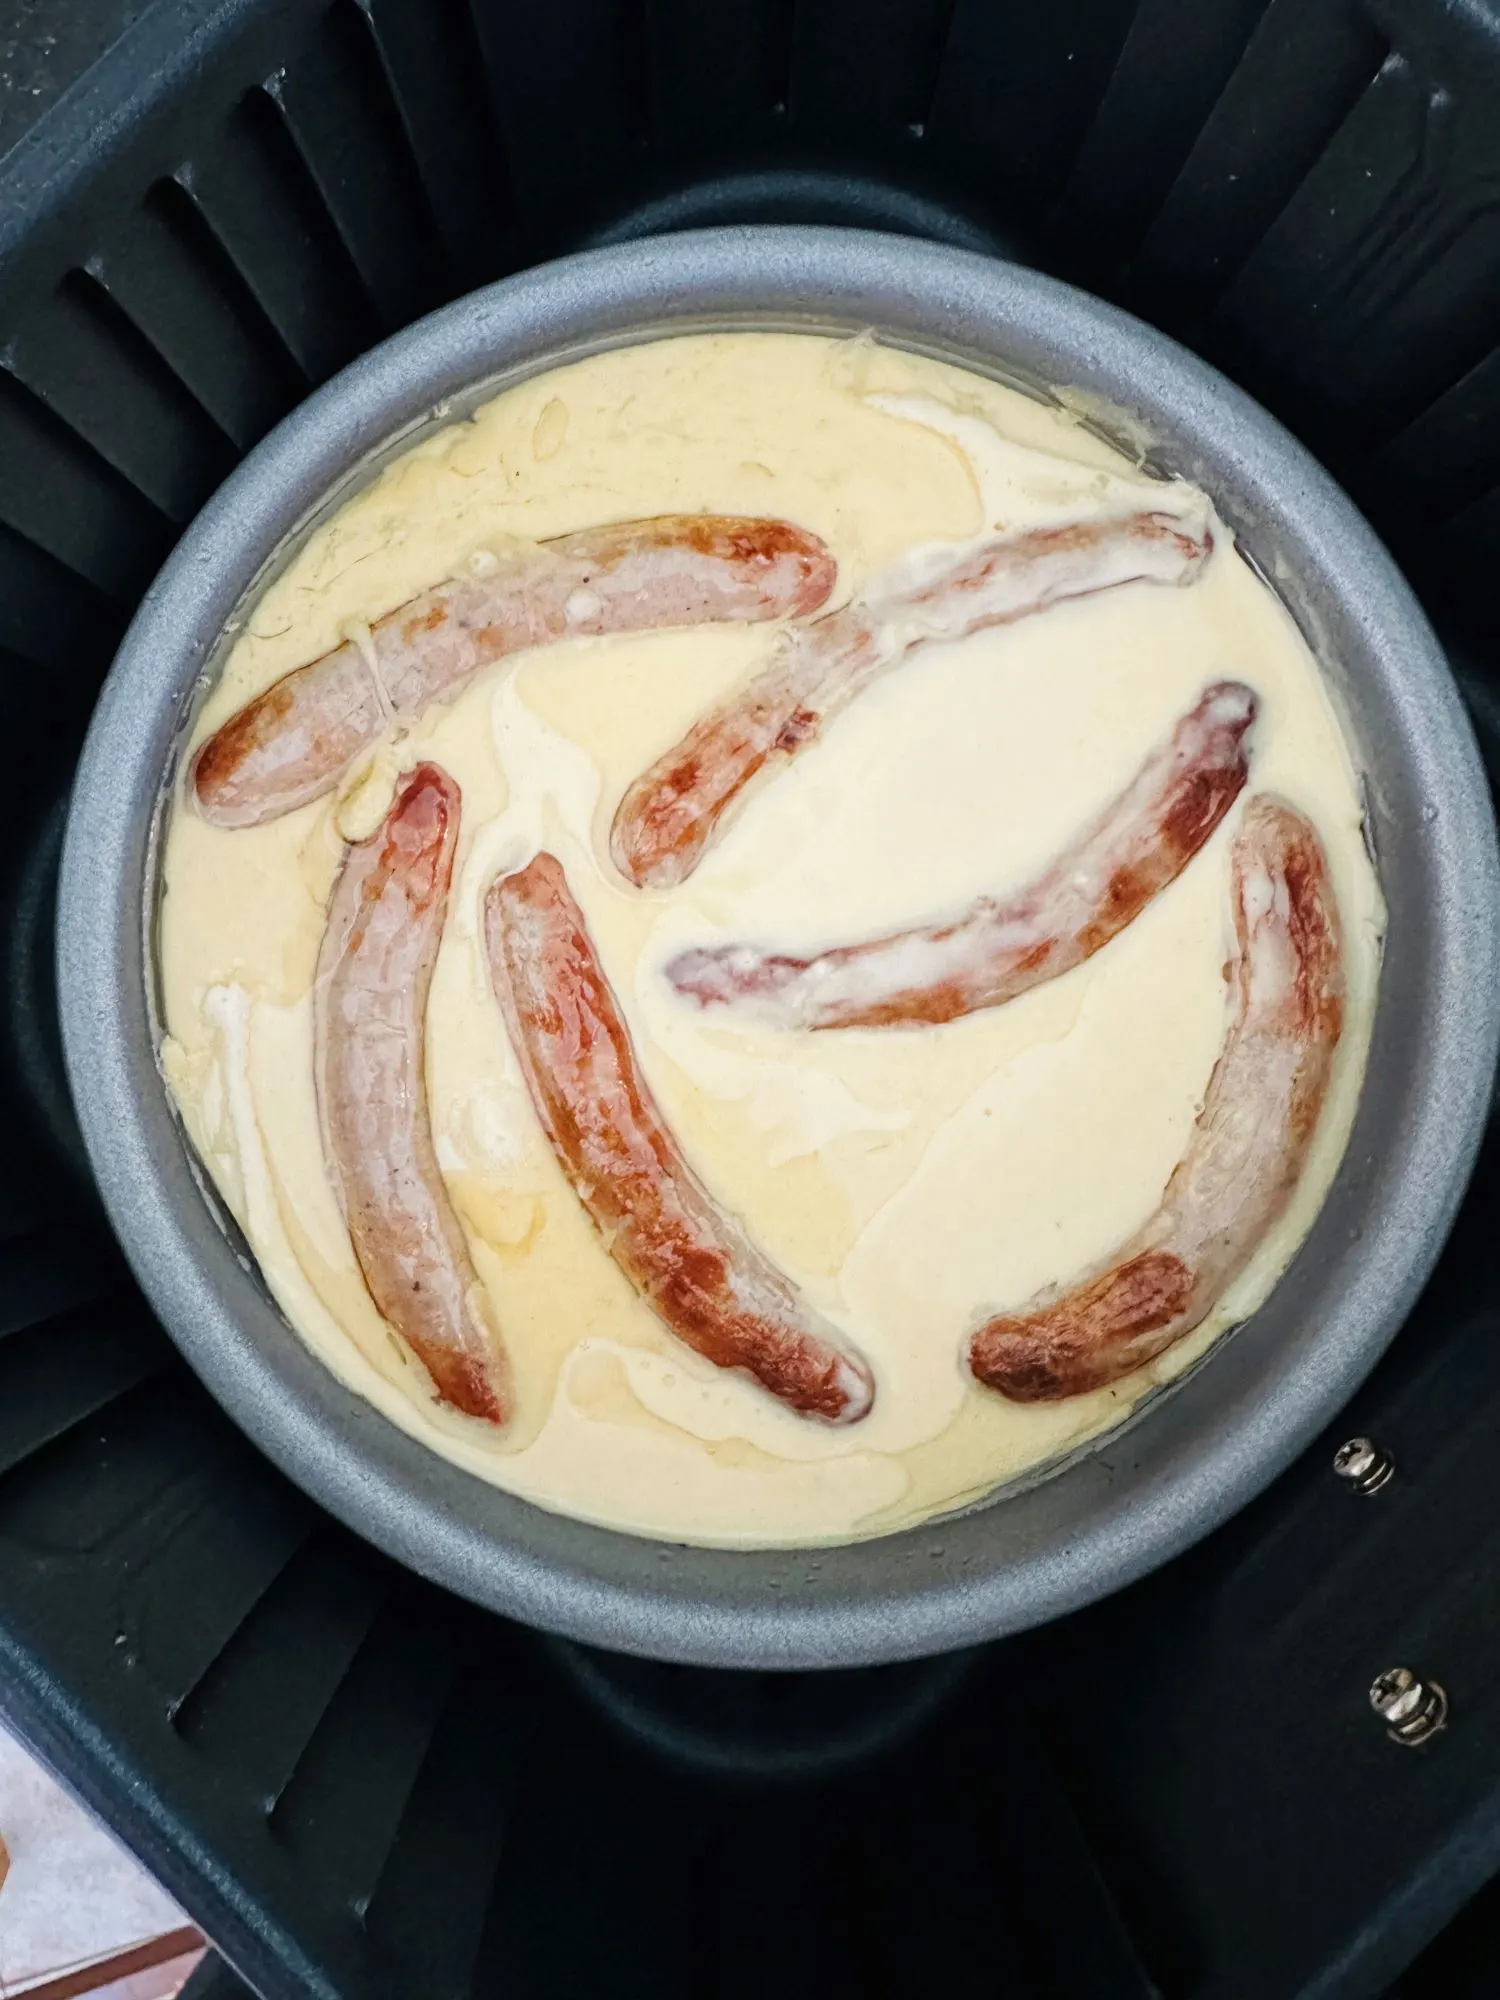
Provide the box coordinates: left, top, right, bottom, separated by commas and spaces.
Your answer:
193, 515, 837, 828
968, 795, 1344, 1401
316, 762, 513, 1423
485, 852, 875, 1423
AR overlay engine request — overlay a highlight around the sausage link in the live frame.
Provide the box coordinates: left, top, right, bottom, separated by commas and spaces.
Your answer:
485, 853, 875, 1423
968, 795, 1343, 1401
667, 681, 1255, 1029
316, 762, 512, 1422
612, 510, 1212, 890
194, 516, 836, 827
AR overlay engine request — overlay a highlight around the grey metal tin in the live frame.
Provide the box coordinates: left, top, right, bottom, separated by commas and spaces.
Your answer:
57, 227, 1500, 1668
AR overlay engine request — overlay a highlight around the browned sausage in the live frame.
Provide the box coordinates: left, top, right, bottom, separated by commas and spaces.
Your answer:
315, 762, 512, 1423
968, 795, 1343, 1401
194, 516, 837, 827
484, 853, 875, 1423
611, 510, 1213, 890
667, 681, 1256, 1029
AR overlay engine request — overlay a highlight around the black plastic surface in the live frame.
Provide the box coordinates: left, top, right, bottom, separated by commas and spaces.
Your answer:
0, 0, 152, 157
6, 1, 1500, 1995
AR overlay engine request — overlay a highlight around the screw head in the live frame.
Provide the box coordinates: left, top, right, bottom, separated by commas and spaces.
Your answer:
1370, 1667, 1447, 1745
1333, 1437, 1394, 1493
1371, 1667, 1419, 1720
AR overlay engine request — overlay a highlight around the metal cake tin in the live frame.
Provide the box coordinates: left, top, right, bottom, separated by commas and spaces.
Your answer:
56, 226, 1500, 1667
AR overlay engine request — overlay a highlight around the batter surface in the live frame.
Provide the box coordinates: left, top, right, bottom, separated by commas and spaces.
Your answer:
158, 331, 1382, 1546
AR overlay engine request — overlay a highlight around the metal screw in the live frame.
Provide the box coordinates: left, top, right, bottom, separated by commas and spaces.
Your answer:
1370, 1667, 1448, 1746
1333, 1436, 1395, 1494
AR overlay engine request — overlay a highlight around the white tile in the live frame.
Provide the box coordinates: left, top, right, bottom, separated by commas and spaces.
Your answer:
0, 1719, 184, 1991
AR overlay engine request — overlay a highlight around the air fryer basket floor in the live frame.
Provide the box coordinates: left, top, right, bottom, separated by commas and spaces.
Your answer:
6, 2, 1500, 1995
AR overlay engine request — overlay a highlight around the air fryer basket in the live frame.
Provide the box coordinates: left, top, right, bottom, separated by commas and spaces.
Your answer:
8, 3, 1500, 1996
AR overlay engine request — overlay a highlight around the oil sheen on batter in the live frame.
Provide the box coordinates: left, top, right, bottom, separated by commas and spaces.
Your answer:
158, 331, 1383, 1548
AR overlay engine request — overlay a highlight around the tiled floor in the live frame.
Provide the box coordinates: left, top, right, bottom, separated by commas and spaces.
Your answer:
0, 1721, 199, 1998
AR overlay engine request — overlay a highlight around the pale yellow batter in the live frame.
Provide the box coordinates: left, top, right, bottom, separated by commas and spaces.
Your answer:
157, 332, 1383, 1547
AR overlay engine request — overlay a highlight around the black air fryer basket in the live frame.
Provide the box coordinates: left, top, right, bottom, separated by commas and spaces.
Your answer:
7, 3, 1500, 1996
